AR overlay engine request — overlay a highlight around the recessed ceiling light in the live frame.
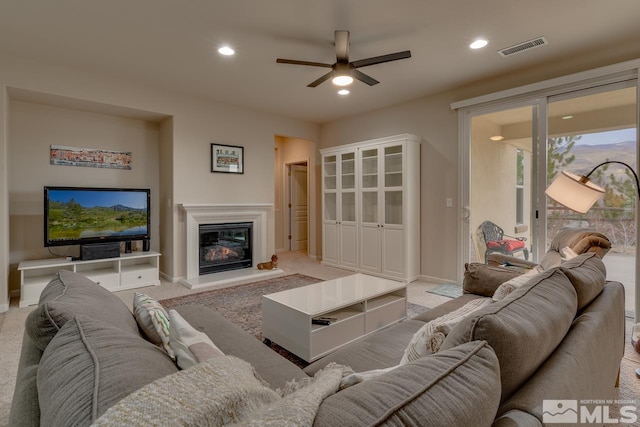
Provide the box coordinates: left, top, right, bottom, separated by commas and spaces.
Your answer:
562, 115, 574, 120
338, 89, 350, 95
218, 46, 235, 56
470, 39, 488, 49
490, 135, 504, 141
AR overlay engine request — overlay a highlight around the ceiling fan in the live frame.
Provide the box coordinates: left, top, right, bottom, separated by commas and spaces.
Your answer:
276, 30, 411, 88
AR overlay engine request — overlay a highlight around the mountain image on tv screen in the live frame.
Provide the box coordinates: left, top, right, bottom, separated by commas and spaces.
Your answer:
47, 189, 148, 241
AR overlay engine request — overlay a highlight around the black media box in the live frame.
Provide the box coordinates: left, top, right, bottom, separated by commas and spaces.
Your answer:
81, 242, 121, 261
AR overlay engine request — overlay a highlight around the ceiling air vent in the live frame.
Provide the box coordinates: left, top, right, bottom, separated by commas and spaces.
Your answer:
498, 37, 548, 57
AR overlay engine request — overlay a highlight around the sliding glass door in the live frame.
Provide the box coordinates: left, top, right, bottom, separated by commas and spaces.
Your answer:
547, 84, 637, 316
463, 80, 638, 318
467, 104, 538, 264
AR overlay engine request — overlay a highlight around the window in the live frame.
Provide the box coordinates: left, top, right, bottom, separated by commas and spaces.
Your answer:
516, 149, 524, 224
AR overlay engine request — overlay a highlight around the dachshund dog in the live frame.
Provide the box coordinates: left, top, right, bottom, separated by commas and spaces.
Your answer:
257, 254, 278, 270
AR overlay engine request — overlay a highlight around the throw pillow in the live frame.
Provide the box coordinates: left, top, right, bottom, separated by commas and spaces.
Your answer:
169, 309, 224, 370
400, 297, 492, 364
462, 263, 523, 297
491, 265, 544, 301
132, 292, 174, 359
25, 270, 139, 351
314, 340, 501, 427
441, 268, 578, 403
37, 315, 178, 426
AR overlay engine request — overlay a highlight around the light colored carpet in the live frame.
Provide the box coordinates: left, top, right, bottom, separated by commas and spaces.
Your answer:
0, 251, 638, 426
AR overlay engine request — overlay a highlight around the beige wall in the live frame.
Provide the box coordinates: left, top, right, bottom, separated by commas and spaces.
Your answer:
7, 101, 162, 293
318, 92, 460, 282
1, 41, 639, 306
317, 48, 640, 282
0, 52, 319, 307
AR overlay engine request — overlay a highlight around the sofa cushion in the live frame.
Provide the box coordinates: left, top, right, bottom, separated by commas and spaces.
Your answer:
559, 252, 606, 310
25, 270, 139, 351
313, 340, 501, 427
304, 319, 426, 376
37, 315, 178, 426
173, 304, 308, 389
463, 263, 522, 297
441, 268, 578, 403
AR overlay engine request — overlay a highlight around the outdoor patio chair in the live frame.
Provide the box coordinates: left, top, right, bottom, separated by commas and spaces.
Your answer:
480, 220, 528, 263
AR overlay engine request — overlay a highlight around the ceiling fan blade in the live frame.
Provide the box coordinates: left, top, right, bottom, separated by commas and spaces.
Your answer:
277, 58, 333, 68
307, 71, 334, 87
351, 50, 412, 68
352, 70, 379, 86
335, 30, 350, 63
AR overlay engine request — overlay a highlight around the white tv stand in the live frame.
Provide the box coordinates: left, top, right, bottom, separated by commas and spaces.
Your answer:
18, 251, 161, 308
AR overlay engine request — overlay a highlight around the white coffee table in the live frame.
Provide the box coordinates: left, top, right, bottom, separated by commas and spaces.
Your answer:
262, 273, 407, 362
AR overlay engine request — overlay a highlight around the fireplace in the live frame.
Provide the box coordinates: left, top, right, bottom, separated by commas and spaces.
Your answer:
180, 203, 279, 289
199, 222, 252, 275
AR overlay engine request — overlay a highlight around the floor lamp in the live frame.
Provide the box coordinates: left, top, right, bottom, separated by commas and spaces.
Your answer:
546, 161, 640, 378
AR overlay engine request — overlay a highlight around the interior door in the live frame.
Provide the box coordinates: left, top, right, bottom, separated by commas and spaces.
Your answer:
290, 164, 308, 251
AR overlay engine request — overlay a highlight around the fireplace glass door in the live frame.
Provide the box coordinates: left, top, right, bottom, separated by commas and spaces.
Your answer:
199, 222, 252, 275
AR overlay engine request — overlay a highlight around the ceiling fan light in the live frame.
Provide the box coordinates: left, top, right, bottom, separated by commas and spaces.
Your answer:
218, 46, 235, 56
338, 89, 350, 95
332, 75, 354, 86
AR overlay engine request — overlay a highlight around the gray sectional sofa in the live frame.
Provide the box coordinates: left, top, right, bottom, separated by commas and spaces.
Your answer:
10, 231, 625, 426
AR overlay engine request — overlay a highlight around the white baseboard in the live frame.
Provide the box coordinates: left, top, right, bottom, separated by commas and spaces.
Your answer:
418, 275, 459, 285
0, 303, 8, 313
159, 271, 181, 283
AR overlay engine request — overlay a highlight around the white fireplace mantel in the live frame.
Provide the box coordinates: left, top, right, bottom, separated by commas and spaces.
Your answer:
179, 203, 281, 289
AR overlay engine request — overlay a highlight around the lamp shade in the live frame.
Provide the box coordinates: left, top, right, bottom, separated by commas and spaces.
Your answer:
545, 171, 605, 214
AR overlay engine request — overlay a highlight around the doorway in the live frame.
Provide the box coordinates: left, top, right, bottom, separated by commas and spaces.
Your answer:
287, 163, 308, 252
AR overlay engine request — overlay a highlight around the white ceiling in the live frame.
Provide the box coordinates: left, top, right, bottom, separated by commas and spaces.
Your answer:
1, 0, 640, 124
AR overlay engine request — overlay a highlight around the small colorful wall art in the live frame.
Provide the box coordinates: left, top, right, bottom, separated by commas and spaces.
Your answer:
211, 143, 244, 174
50, 145, 132, 170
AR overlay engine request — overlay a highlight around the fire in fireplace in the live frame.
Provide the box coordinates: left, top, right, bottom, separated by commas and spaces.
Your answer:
199, 222, 252, 275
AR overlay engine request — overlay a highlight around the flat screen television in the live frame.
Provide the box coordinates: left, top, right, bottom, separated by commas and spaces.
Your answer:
44, 186, 150, 247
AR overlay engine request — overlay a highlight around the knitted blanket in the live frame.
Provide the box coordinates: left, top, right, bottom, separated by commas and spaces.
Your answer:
92, 356, 351, 426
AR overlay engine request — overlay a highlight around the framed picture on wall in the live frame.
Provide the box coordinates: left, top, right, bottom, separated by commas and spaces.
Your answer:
211, 143, 244, 174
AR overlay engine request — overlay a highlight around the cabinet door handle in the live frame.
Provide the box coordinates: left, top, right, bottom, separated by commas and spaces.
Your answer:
138, 275, 143, 279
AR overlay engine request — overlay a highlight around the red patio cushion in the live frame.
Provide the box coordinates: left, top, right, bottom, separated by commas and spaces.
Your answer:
486, 239, 525, 251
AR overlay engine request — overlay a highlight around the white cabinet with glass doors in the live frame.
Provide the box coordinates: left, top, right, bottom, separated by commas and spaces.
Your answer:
321, 134, 420, 281
321, 150, 358, 269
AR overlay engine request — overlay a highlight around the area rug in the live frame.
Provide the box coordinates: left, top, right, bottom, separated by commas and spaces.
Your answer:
159, 274, 430, 368
426, 283, 463, 299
